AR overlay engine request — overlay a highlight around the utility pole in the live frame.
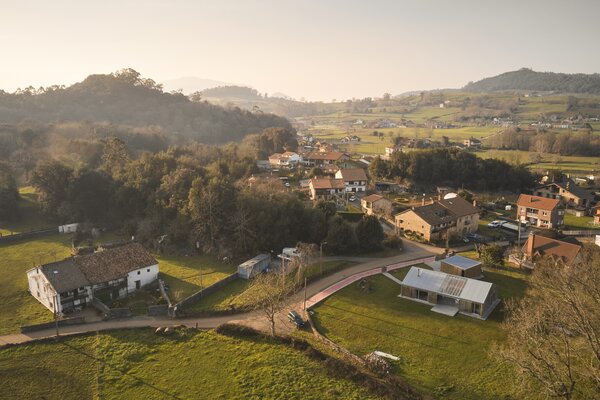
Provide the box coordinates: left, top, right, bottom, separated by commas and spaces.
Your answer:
303, 277, 307, 311
319, 241, 327, 276
53, 294, 59, 337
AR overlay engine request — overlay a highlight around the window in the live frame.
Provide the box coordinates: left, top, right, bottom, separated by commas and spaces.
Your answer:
137, 271, 141, 275
147, 269, 150, 273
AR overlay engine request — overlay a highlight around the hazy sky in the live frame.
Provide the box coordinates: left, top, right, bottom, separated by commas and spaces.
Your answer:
2, 0, 600, 100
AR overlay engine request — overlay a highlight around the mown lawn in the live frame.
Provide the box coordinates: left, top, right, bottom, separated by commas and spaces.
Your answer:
0, 329, 379, 400
185, 260, 355, 313
311, 268, 534, 400
564, 214, 595, 230
0, 234, 73, 334
157, 254, 237, 303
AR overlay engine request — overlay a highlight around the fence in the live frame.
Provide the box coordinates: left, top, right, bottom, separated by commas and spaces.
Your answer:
172, 272, 239, 314
20, 316, 86, 333
0, 228, 58, 245
562, 229, 600, 236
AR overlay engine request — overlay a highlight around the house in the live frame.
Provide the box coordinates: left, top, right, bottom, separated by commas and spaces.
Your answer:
399, 267, 500, 319
594, 205, 600, 225
533, 178, 594, 210
309, 177, 345, 200
361, 194, 393, 216
517, 194, 564, 228
238, 254, 271, 279
335, 168, 368, 192
520, 233, 582, 267
384, 146, 401, 157
395, 197, 479, 243
341, 135, 361, 143
463, 137, 482, 148
27, 243, 159, 314
304, 151, 350, 167
268, 151, 302, 167
440, 255, 483, 279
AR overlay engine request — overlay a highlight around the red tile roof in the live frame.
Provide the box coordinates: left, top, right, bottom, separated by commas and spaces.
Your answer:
522, 234, 581, 266
517, 194, 560, 211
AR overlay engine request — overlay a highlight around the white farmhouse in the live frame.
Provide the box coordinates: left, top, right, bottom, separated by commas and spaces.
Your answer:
335, 168, 368, 192
27, 243, 159, 314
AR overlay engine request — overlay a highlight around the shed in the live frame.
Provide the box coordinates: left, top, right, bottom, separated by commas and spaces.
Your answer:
440, 255, 483, 279
238, 254, 271, 279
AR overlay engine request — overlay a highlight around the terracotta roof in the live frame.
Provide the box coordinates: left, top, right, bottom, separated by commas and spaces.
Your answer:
40, 259, 90, 293
398, 202, 457, 226
517, 194, 560, 211
438, 197, 479, 217
306, 151, 347, 161
310, 178, 345, 190
76, 243, 158, 284
522, 234, 581, 265
336, 168, 367, 182
362, 194, 384, 203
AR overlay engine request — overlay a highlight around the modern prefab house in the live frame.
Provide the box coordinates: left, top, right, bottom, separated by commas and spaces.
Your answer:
440, 255, 483, 279
238, 254, 271, 279
399, 267, 499, 319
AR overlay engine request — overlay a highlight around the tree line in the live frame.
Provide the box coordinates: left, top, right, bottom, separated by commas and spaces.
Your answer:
486, 128, 600, 157
369, 148, 536, 192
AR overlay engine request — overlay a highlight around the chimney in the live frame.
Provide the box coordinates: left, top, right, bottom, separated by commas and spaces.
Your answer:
526, 232, 535, 256
472, 199, 477, 207
422, 198, 425, 206
438, 194, 442, 201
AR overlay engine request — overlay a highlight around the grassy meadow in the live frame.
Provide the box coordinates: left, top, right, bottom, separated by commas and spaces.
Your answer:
0, 329, 379, 400
311, 266, 533, 400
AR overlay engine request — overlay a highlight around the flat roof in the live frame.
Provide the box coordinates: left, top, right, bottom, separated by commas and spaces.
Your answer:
238, 254, 270, 270
442, 255, 481, 270
402, 267, 494, 304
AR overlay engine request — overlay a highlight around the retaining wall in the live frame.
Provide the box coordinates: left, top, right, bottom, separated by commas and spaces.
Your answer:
20, 316, 86, 333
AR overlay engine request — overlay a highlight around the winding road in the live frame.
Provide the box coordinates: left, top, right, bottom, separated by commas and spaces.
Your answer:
0, 241, 439, 346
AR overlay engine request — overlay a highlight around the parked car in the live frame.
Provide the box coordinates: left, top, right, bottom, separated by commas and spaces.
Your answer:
349, 195, 357, 202
288, 310, 305, 328
487, 220, 505, 228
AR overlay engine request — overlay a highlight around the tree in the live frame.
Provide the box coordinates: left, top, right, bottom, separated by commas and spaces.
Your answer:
498, 247, 600, 399
30, 161, 74, 218
355, 215, 384, 252
251, 269, 297, 336
0, 168, 19, 221
315, 200, 337, 219
101, 137, 130, 178
480, 244, 504, 268
325, 216, 358, 255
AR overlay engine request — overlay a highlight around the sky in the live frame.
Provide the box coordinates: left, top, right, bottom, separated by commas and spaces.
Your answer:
2, 0, 600, 101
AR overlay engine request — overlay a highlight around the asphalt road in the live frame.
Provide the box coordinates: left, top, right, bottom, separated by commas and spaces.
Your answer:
0, 240, 438, 346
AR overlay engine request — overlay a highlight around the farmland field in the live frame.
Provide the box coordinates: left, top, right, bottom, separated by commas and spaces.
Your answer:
311, 267, 534, 399
0, 328, 379, 400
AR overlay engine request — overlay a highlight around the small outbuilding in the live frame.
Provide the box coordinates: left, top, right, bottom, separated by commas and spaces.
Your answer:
238, 254, 271, 279
399, 267, 499, 319
440, 255, 483, 279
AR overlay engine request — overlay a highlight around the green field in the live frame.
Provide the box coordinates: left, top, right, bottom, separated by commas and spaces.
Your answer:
157, 254, 237, 303
0, 328, 379, 400
563, 213, 596, 230
0, 234, 73, 334
311, 267, 533, 399
0, 186, 56, 236
476, 149, 600, 173
185, 260, 355, 314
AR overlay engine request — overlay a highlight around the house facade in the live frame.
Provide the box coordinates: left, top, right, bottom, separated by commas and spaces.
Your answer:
309, 178, 345, 200
304, 151, 350, 167
533, 178, 594, 210
268, 151, 302, 167
361, 194, 393, 216
594, 205, 600, 225
27, 243, 159, 315
399, 267, 499, 319
517, 194, 564, 228
334, 168, 368, 192
394, 197, 479, 243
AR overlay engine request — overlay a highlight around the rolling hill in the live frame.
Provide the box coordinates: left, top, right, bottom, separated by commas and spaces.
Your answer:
464, 68, 600, 94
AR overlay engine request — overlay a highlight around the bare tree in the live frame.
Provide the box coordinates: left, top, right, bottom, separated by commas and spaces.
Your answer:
497, 247, 600, 399
251, 268, 297, 337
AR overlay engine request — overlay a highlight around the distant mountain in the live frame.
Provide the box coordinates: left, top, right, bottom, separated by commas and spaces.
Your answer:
0, 69, 291, 144
464, 68, 600, 94
161, 76, 233, 94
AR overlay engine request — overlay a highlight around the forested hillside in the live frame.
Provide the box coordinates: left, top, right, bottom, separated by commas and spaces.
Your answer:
464, 68, 600, 94
0, 69, 291, 144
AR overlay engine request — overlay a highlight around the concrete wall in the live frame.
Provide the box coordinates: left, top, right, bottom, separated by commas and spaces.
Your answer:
0, 227, 57, 244
20, 316, 86, 333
